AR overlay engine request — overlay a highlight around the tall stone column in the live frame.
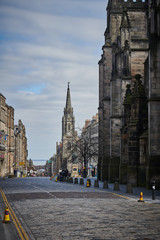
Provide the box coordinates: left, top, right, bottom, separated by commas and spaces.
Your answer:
98, 46, 112, 181
147, 1, 160, 187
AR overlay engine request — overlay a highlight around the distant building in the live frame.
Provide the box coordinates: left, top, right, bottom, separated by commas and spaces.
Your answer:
0, 94, 28, 177
55, 142, 62, 174
51, 154, 57, 175
61, 83, 77, 173
28, 158, 33, 167
46, 155, 57, 176
52, 142, 62, 175
81, 113, 98, 177
53, 83, 78, 175
14, 120, 28, 176
0, 93, 15, 177
45, 159, 52, 177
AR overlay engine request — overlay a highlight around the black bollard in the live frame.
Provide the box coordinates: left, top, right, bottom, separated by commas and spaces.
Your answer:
94, 180, 99, 188
103, 180, 108, 189
152, 180, 156, 200
80, 178, 84, 185
74, 178, 78, 184
114, 181, 120, 191
126, 183, 133, 194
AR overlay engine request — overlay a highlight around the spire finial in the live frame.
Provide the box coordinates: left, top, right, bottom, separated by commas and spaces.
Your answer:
66, 82, 71, 109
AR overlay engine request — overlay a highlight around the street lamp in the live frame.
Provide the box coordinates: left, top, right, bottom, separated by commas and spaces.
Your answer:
14, 126, 20, 177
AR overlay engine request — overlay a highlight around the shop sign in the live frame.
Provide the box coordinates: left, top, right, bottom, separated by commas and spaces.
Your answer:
19, 162, 25, 165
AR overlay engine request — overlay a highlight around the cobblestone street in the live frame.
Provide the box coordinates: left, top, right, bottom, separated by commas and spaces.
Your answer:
1, 177, 160, 240
13, 196, 160, 240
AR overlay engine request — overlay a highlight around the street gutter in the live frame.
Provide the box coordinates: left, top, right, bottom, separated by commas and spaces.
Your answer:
0, 188, 29, 240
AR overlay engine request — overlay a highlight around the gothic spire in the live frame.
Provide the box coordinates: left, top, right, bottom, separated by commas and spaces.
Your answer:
124, 84, 132, 105
66, 82, 71, 109
120, 9, 131, 29
132, 74, 146, 98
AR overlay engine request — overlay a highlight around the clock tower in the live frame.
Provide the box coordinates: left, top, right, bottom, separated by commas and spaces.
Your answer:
62, 83, 75, 172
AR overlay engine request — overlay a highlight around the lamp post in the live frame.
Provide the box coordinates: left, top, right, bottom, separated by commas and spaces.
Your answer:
14, 126, 20, 177
152, 180, 156, 200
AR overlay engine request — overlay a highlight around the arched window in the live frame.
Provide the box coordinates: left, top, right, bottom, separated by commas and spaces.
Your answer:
67, 141, 71, 150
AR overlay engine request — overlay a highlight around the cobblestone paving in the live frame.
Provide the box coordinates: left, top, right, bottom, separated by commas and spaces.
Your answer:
12, 197, 160, 240
1, 178, 160, 240
6, 191, 120, 200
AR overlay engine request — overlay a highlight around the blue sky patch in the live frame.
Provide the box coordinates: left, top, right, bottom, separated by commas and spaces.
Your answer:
19, 83, 46, 94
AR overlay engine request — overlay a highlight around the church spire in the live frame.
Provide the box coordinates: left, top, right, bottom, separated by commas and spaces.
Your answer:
66, 82, 71, 109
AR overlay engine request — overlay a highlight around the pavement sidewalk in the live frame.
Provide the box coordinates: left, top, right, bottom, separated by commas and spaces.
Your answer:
0, 188, 20, 240
84, 177, 160, 205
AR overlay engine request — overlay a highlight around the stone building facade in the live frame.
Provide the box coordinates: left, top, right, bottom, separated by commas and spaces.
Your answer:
0, 93, 15, 177
61, 83, 77, 173
53, 84, 77, 175
98, 0, 160, 187
0, 93, 28, 177
81, 114, 99, 177
54, 142, 62, 174
146, 0, 160, 187
14, 120, 28, 175
50, 154, 57, 175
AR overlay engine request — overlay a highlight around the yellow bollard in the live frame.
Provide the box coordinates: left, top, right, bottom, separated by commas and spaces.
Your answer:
138, 192, 144, 202
86, 179, 90, 187
3, 207, 11, 223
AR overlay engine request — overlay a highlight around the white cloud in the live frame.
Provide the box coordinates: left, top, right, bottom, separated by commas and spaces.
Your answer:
0, 0, 107, 161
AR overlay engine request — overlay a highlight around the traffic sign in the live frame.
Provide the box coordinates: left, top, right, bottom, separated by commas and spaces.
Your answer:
19, 162, 25, 165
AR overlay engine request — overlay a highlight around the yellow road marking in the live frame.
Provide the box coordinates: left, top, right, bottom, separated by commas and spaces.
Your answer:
142, 201, 160, 207
109, 191, 130, 200
94, 187, 160, 206
0, 188, 29, 240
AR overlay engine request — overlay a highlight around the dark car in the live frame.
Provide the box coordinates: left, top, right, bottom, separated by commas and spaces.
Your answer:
59, 169, 68, 181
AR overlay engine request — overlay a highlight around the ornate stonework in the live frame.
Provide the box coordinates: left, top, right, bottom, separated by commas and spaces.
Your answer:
62, 83, 76, 172
98, 0, 160, 187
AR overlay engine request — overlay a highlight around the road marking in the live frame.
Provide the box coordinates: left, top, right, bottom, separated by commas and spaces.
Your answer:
0, 188, 29, 240
91, 187, 160, 205
142, 201, 160, 207
66, 181, 160, 205
33, 185, 50, 194
33, 186, 39, 189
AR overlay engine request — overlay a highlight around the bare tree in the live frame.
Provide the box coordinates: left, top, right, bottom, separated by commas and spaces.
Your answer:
70, 126, 98, 178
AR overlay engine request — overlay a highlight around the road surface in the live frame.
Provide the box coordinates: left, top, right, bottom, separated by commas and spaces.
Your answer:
0, 177, 160, 240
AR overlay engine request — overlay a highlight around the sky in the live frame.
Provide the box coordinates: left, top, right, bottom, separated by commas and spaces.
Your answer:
0, 0, 108, 165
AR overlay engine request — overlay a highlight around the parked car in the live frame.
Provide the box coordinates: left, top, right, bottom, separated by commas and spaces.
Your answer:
59, 169, 68, 181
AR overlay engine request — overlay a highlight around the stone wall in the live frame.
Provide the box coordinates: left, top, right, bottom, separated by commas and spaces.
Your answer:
0, 94, 15, 177
98, 0, 160, 187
